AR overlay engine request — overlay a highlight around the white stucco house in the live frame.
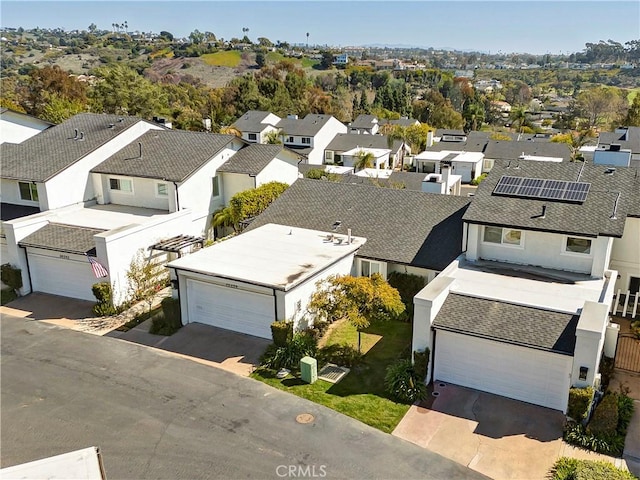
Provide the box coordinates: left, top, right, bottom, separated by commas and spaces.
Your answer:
168, 223, 365, 338
340, 147, 392, 170
231, 110, 282, 144
411, 160, 639, 413
414, 150, 484, 183
276, 114, 347, 165
349, 114, 379, 135
594, 126, 639, 169
324, 133, 405, 168
0, 108, 54, 144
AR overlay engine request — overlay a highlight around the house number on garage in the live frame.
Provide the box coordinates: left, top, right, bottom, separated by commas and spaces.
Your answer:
59, 254, 70, 260
225, 283, 238, 289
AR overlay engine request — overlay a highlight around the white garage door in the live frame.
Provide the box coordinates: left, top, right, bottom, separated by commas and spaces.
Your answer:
186, 278, 275, 339
29, 253, 98, 301
434, 330, 572, 412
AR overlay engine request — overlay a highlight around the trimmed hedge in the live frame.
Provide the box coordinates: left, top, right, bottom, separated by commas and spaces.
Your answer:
567, 387, 594, 422
318, 343, 362, 368
413, 349, 430, 381
149, 297, 182, 336
550, 457, 636, 480
271, 321, 293, 347
91, 282, 116, 316
587, 393, 619, 436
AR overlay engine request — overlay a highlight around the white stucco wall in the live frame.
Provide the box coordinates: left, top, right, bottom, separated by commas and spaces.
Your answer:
610, 217, 640, 292
94, 175, 171, 210
468, 223, 611, 276
302, 118, 347, 165
0, 179, 44, 208
221, 173, 255, 206
0, 113, 50, 144
255, 156, 299, 186
42, 121, 162, 210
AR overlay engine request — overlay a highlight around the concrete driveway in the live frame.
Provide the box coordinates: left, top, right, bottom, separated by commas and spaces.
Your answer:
109, 321, 270, 376
1, 292, 95, 321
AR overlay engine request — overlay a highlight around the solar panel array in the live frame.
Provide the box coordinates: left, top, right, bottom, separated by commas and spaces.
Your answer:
493, 176, 590, 202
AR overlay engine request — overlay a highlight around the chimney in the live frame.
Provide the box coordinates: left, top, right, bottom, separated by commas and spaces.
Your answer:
426, 130, 434, 147
441, 165, 451, 185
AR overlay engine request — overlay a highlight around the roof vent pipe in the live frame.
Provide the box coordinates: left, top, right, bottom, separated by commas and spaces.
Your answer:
138, 142, 143, 159
78, 131, 84, 141
72, 128, 78, 139
347, 228, 352, 245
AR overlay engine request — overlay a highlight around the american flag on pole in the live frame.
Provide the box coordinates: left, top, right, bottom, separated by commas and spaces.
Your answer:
86, 254, 109, 278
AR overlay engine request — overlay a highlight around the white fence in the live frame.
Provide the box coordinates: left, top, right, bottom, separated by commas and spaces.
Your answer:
611, 289, 639, 319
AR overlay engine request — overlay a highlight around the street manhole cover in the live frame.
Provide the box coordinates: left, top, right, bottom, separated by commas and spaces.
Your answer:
296, 413, 315, 424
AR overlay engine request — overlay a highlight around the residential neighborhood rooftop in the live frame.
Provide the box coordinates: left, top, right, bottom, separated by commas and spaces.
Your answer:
34, 204, 169, 230
168, 223, 365, 291
483, 140, 572, 162
326, 133, 401, 152
231, 110, 279, 132
217, 144, 299, 175
276, 114, 334, 136
463, 160, 640, 237
91, 130, 236, 182
433, 293, 579, 354
19, 223, 105, 255
1, 113, 148, 182
350, 114, 378, 129
247, 179, 471, 270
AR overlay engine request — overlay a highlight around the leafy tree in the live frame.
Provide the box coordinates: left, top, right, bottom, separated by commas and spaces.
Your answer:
359, 89, 370, 114
40, 92, 86, 123
576, 86, 628, 127
320, 51, 334, 70
189, 29, 205, 44
257, 37, 273, 47
218, 125, 242, 137
255, 52, 266, 68
550, 129, 595, 161
159, 31, 174, 41
24, 65, 87, 117
308, 274, 405, 352
623, 94, 640, 126
509, 106, 529, 133
126, 249, 168, 313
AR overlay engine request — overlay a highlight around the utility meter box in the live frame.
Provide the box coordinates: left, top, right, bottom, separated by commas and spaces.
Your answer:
300, 356, 317, 384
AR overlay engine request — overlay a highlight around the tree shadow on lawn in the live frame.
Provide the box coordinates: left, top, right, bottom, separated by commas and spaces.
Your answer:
325, 320, 412, 399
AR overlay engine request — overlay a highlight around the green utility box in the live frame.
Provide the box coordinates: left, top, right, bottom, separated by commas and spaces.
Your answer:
300, 356, 317, 384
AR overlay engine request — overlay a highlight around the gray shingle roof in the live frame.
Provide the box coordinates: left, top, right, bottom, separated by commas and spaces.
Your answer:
91, 130, 235, 182
19, 223, 105, 254
218, 144, 299, 175
326, 133, 401, 153
598, 127, 640, 154
425, 132, 489, 153
463, 160, 640, 237
433, 293, 578, 355
276, 114, 334, 136
332, 171, 427, 191
1, 114, 148, 182
231, 110, 279, 133
350, 114, 378, 129
384, 118, 420, 127
483, 140, 571, 161
247, 179, 471, 270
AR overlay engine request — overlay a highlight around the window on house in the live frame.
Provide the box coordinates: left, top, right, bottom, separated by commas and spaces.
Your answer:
109, 178, 133, 192
212, 176, 220, 197
286, 136, 294, 143
325, 151, 334, 161
565, 236, 592, 254
302, 137, 311, 145
156, 183, 168, 196
483, 226, 522, 246
18, 181, 38, 201
248, 133, 257, 141
629, 276, 640, 295
361, 259, 381, 277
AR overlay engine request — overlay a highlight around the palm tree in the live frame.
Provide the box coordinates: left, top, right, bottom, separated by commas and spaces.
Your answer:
306, 32, 309, 49
219, 125, 242, 137
354, 150, 375, 171
380, 123, 409, 170
264, 129, 283, 144
123, 21, 128, 34
212, 206, 238, 234
509, 107, 528, 135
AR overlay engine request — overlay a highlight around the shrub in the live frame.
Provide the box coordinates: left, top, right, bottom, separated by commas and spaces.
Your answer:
148, 297, 182, 335
385, 359, 427, 404
305, 168, 326, 179
617, 393, 635, 433
470, 173, 488, 186
631, 320, 640, 339
1, 288, 17, 305
413, 349, 429, 381
550, 457, 636, 480
563, 423, 620, 455
261, 332, 317, 370
271, 321, 293, 347
387, 271, 426, 319
91, 282, 115, 316
1, 263, 23, 291
599, 356, 616, 389
567, 386, 594, 422
587, 393, 619, 436
318, 343, 362, 368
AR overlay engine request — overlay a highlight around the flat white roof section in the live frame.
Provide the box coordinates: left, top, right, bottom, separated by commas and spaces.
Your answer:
1, 447, 106, 480
168, 223, 366, 291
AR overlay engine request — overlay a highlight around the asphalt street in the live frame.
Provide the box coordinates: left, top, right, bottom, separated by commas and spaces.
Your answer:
1, 315, 486, 480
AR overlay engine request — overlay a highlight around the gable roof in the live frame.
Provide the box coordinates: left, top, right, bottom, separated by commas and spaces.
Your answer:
598, 127, 640, 154
19, 223, 105, 255
463, 160, 640, 237
276, 114, 335, 136
231, 110, 279, 133
383, 117, 420, 127
350, 114, 378, 129
425, 131, 489, 153
217, 144, 301, 175
246, 179, 471, 270
91, 130, 236, 182
326, 133, 402, 153
433, 293, 578, 355
333, 171, 428, 191
1, 113, 149, 182
484, 140, 571, 162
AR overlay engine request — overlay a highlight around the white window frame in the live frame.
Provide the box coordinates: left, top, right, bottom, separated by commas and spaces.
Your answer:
155, 182, 169, 197
247, 132, 257, 141
562, 236, 593, 256
212, 175, 221, 198
109, 177, 134, 194
18, 181, 39, 202
360, 259, 382, 277
325, 150, 334, 162
286, 136, 295, 143
482, 226, 523, 248
301, 137, 311, 145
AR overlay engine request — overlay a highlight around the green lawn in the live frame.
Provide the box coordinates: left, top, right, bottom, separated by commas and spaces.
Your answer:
201, 50, 241, 67
252, 320, 413, 433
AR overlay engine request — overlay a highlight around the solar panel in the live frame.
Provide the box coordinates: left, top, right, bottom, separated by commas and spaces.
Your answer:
493, 176, 590, 202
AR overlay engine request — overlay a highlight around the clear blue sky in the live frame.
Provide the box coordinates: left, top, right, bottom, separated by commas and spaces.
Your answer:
2, 1, 639, 55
